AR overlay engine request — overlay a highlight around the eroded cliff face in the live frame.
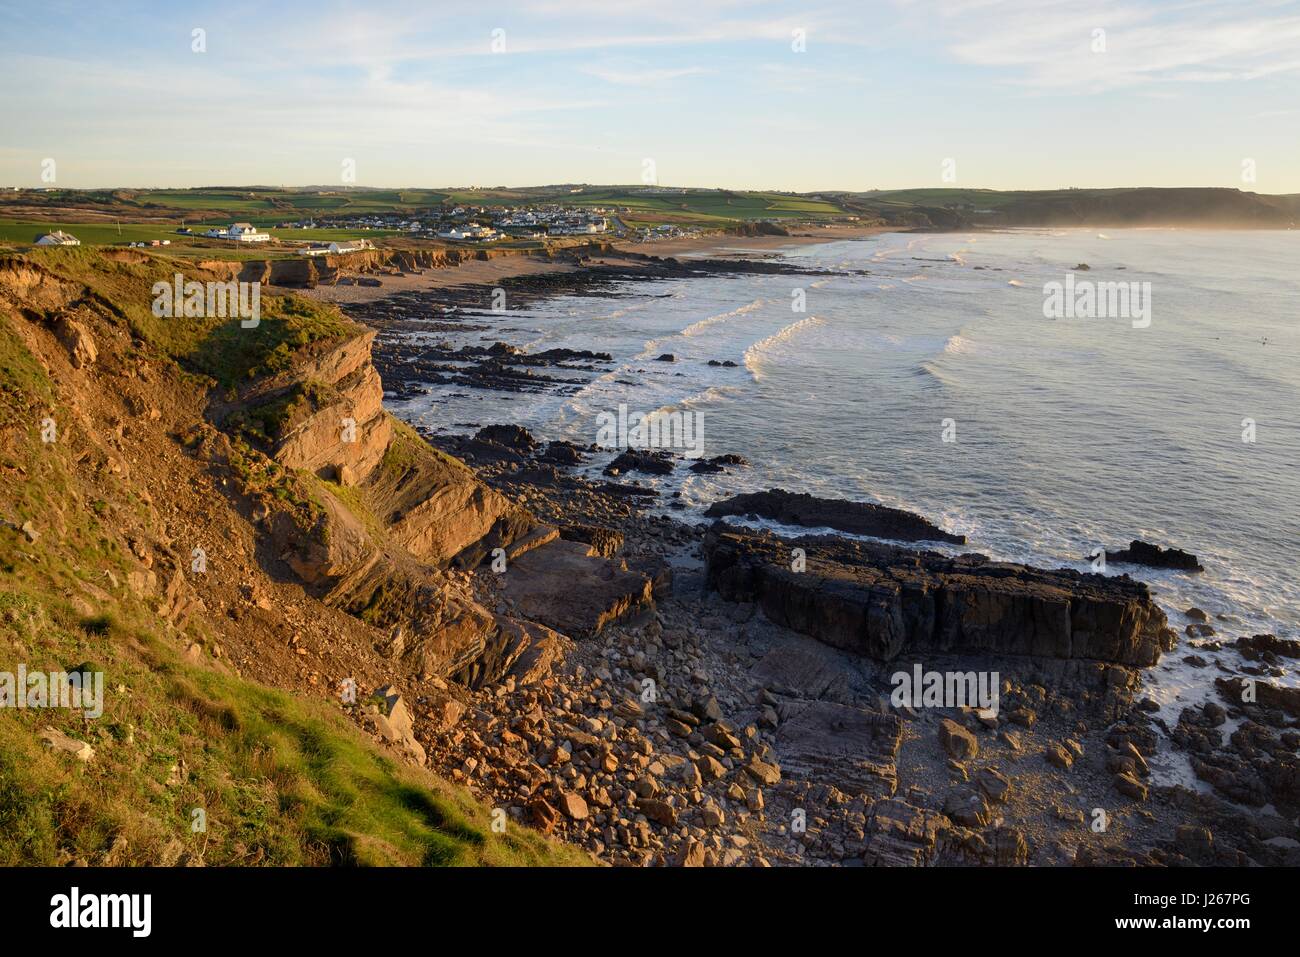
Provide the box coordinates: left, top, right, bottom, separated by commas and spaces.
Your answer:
199, 243, 615, 288
0, 253, 556, 695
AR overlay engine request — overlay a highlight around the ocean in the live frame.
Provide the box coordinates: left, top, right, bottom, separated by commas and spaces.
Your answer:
390, 228, 1300, 779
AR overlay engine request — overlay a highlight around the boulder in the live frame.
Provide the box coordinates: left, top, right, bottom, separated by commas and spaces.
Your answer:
54, 316, 97, 369
635, 798, 676, 827
1044, 743, 1074, 770
499, 539, 653, 639
559, 524, 624, 558
557, 791, 589, 821
369, 685, 426, 764
939, 718, 979, 760
474, 423, 538, 453
40, 726, 94, 762
775, 700, 901, 800
944, 789, 991, 827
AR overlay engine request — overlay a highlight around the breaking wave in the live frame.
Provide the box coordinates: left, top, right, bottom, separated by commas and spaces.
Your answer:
742, 316, 826, 381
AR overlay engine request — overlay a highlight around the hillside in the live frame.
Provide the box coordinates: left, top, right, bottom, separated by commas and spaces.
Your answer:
3, 185, 1298, 238
837, 187, 1300, 229
0, 248, 597, 866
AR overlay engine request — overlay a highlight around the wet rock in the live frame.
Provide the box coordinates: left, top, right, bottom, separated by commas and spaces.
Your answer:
704, 488, 964, 544
538, 440, 587, 467
688, 454, 750, 475
603, 450, 674, 477
704, 525, 1176, 667
1104, 540, 1202, 572
1236, 634, 1300, 661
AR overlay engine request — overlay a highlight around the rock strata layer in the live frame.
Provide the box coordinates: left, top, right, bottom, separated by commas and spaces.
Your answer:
703, 525, 1175, 667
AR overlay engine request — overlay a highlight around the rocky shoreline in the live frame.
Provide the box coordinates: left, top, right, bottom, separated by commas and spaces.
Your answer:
328, 248, 858, 403
402, 425, 1300, 866
324, 244, 1298, 867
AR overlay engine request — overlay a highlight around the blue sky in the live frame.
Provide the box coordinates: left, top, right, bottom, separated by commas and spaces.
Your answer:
2, 0, 1299, 192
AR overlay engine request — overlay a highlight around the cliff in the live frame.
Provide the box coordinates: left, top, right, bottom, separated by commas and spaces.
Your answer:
0, 248, 596, 865
196, 243, 616, 288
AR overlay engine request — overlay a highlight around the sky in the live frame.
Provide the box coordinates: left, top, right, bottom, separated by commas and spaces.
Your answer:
2, 0, 1299, 193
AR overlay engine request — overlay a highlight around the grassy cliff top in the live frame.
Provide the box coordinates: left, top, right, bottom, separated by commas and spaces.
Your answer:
7, 247, 357, 387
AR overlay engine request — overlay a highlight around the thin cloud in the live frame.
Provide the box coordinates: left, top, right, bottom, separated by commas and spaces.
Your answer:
903, 0, 1300, 92
580, 64, 713, 85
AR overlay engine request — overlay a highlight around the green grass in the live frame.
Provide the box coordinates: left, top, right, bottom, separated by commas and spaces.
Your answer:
0, 584, 587, 866
0, 221, 186, 246
0, 221, 404, 250
1, 185, 857, 232
18, 246, 355, 386
0, 311, 589, 865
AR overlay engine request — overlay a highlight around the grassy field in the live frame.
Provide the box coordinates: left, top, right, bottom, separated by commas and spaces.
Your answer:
3, 185, 856, 230
0, 221, 184, 246
0, 221, 403, 253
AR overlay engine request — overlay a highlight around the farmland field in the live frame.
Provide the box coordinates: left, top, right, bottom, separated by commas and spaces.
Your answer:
0, 221, 403, 248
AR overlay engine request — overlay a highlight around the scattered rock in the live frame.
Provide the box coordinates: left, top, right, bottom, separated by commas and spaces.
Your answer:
939, 718, 979, 760
40, 727, 94, 762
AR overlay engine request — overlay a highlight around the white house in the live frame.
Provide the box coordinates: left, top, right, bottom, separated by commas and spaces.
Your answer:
329, 239, 375, 254
299, 238, 376, 256
436, 225, 500, 242
205, 223, 270, 242
228, 222, 270, 242
35, 230, 80, 246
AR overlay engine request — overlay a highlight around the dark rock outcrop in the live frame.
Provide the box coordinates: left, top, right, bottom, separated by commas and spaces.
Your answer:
704, 488, 964, 544
474, 423, 538, 453
688, 453, 750, 474
603, 449, 674, 477
703, 525, 1176, 667
1104, 540, 1203, 572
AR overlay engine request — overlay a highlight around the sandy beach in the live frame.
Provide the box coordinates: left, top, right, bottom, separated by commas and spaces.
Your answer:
610, 223, 891, 258
300, 224, 892, 306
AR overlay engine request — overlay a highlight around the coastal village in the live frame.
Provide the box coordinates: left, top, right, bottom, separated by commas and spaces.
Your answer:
17, 200, 705, 254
